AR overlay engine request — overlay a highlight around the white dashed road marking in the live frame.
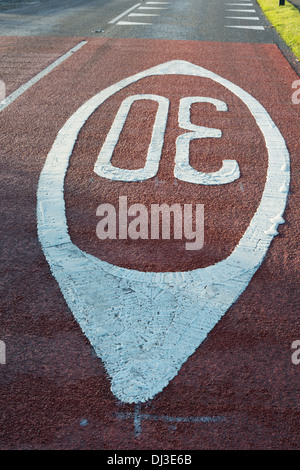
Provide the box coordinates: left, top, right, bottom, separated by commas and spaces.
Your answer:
226, 16, 260, 20
138, 6, 168, 9
108, 3, 141, 24
117, 21, 153, 25
225, 2, 265, 30
129, 13, 159, 16
226, 8, 256, 11
225, 24, 265, 29
109, 1, 170, 27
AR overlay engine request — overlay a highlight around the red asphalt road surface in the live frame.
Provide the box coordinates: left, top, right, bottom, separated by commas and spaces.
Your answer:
0, 37, 299, 449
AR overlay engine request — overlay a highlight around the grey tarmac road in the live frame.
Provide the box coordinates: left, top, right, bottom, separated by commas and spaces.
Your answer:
0, 0, 299, 74
290, 0, 300, 10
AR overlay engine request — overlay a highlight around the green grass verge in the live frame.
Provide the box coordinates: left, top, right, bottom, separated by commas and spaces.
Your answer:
257, 0, 300, 58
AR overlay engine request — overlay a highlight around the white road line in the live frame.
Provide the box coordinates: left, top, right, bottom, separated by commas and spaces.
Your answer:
226, 16, 260, 19
117, 20, 153, 25
0, 40, 87, 113
138, 6, 168, 9
225, 24, 265, 29
108, 3, 141, 24
226, 3, 254, 4
146, 1, 170, 3
129, 13, 159, 16
226, 8, 256, 11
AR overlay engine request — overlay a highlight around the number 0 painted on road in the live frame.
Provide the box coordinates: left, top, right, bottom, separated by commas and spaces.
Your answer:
94, 94, 240, 184
94, 94, 169, 181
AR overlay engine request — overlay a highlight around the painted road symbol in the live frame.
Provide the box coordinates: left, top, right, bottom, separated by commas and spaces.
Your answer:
37, 60, 290, 403
94, 94, 240, 184
0, 340, 6, 365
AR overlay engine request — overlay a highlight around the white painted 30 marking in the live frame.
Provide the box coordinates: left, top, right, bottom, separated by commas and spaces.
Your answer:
94, 94, 240, 184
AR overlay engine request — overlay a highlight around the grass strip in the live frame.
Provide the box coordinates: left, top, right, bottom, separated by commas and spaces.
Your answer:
257, 0, 300, 58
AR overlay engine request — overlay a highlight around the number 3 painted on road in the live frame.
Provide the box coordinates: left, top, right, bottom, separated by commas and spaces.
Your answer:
94, 94, 240, 184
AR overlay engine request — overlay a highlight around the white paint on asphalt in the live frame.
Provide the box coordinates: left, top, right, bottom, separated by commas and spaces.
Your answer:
174, 96, 240, 184
94, 94, 169, 181
111, 1, 169, 26
0, 40, 87, 113
225, 24, 265, 29
117, 20, 153, 25
226, 8, 256, 11
94, 94, 240, 185
0, 340, 5, 365
37, 60, 290, 404
225, 1, 265, 30
138, 6, 168, 9
108, 3, 141, 24
226, 16, 260, 20
129, 13, 159, 16
280, 182, 289, 193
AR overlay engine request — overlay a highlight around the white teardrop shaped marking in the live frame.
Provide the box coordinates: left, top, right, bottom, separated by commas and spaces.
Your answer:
37, 60, 290, 403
